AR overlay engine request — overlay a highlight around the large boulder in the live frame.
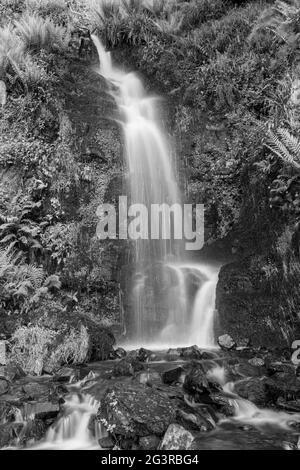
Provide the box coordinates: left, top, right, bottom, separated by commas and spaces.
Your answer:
97, 383, 176, 438
159, 424, 194, 450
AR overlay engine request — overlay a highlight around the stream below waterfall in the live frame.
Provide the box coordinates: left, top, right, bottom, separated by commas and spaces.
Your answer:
2, 350, 299, 451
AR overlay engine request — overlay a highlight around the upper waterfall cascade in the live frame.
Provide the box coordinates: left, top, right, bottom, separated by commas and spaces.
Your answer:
93, 36, 220, 349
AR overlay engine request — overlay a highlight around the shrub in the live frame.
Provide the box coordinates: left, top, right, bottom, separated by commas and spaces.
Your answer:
14, 13, 69, 53
25, 0, 69, 24
10, 323, 90, 375
10, 325, 57, 375
0, 26, 24, 78
50, 325, 89, 365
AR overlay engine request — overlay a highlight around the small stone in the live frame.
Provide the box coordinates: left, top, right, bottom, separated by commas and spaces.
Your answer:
159, 424, 194, 450
139, 435, 160, 450
218, 334, 236, 350
248, 357, 265, 367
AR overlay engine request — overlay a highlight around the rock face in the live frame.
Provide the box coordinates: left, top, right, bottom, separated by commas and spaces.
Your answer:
97, 384, 176, 438
216, 259, 300, 348
159, 424, 194, 450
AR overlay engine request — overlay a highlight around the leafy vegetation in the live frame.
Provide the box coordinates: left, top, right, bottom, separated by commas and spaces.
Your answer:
1, 0, 300, 361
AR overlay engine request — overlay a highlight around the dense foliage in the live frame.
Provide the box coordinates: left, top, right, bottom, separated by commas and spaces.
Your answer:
1, 0, 300, 364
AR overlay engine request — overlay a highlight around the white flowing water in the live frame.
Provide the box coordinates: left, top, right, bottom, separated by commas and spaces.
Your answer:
92, 36, 220, 349
31, 394, 106, 450
209, 365, 300, 430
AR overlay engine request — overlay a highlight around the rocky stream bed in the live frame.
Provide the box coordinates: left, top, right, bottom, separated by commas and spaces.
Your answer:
1, 341, 300, 451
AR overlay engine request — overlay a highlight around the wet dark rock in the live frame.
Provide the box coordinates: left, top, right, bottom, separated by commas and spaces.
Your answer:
236, 338, 250, 349
23, 402, 60, 421
234, 378, 267, 406
276, 398, 300, 412
19, 419, 46, 446
97, 383, 176, 438
265, 361, 296, 379
218, 334, 236, 350
0, 378, 9, 396
216, 260, 300, 349
55, 367, 78, 383
183, 363, 209, 397
166, 348, 182, 361
0, 363, 26, 382
162, 367, 184, 385
99, 436, 114, 449
139, 435, 160, 450
181, 345, 202, 360
177, 407, 215, 432
0, 402, 22, 423
265, 376, 300, 403
83, 321, 115, 361
159, 424, 194, 450
137, 348, 153, 362
115, 348, 127, 359
120, 438, 136, 450
0, 422, 24, 447
209, 392, 235, 416
233, 362, 264, 378
113, 357, 145, 377
22, 382, 51, 401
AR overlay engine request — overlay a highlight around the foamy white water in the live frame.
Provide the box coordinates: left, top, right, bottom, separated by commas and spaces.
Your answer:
31, 394, 105, 450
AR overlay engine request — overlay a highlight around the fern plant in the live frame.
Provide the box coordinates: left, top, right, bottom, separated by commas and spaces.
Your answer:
266, 127, 300, 169
251, 0, 300, 44
14, 13, 69, 53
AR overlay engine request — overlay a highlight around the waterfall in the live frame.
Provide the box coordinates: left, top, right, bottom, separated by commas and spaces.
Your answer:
31, 394, 106, 450
92, 36, 220, 349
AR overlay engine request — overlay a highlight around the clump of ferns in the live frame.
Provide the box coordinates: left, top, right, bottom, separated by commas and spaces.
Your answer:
250, 0, 300, 46
265, 126, 300, 170
14, 13, 69, 54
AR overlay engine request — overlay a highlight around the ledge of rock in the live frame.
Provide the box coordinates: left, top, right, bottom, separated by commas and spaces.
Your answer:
97, 383, 176, 439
